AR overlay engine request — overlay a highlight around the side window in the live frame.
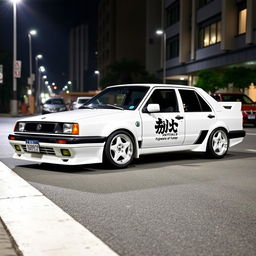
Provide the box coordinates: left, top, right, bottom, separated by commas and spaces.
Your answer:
144, 89, 179, 113
179, 90, 212, 112
196, 92, 212, 112
179, 90, 201, 112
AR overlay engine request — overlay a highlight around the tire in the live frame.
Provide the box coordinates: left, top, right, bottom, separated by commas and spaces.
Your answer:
104, 130, 135, 168
206, 128, 229, 158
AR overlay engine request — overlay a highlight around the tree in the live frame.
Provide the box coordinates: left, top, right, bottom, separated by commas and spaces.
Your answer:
195, 70, 224, 93
223, 67, 256, 91
100, 59, 161, 89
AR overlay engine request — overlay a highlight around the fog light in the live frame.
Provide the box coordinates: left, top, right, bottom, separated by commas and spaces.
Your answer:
14, 145, 21, 151
61, 149, 71, 157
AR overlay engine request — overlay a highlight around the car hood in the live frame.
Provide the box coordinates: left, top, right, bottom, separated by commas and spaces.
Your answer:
19, 109, 126, 122
43, 104, 66, 108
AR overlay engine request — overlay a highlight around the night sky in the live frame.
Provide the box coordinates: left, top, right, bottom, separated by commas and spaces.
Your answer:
0, 0, 99, 88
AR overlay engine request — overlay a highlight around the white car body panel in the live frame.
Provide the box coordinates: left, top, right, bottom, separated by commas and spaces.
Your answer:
9, 84, 245, 166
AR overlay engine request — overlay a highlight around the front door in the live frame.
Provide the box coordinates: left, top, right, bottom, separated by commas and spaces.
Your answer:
140, 88, 185, 148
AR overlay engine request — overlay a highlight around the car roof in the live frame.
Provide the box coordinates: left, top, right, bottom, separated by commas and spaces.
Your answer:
108, 83, 194, 90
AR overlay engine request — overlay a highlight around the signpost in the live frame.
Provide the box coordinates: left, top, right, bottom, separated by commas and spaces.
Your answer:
0, 65, 3, 84
14, 60, 22, 78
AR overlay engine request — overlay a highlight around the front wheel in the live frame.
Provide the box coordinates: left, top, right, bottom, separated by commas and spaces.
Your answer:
104, 131, 135, 168
206, 128, 229, 158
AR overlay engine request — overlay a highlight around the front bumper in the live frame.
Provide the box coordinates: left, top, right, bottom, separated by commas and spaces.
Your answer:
8, 134, 106, 165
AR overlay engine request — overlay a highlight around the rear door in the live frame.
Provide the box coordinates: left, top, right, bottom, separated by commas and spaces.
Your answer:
178, 89, 216, 145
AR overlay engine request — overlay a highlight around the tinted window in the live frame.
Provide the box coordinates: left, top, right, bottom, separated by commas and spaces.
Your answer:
197, 93, 212, 112
211, 94, 221, 101
45, 99, 52, 104
144, 89, 179, 113
221, 94, 253, 104
179, 90, 201, 112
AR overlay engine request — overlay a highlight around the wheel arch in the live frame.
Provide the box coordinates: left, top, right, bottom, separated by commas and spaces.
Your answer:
104, 128, 140, 159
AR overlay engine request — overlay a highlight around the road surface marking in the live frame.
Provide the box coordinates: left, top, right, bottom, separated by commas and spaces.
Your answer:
0, 161, 119, 256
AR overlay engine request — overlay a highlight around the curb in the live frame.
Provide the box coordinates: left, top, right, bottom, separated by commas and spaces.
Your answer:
0, 217, 21, 256
0, 161, 119, 256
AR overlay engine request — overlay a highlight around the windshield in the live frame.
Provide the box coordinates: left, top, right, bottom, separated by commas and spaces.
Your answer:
222, 94, 254, 104
52, 99, 64, 105
84, 86, 149, 110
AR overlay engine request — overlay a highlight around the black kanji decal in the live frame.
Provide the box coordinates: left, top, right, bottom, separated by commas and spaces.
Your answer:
155, 118, 178, 134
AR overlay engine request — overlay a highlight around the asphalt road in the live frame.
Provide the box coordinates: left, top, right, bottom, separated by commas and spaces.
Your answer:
1, 117, 256, 256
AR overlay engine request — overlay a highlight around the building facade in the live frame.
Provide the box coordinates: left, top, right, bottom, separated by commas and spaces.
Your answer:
69, 25, 97, 92
98, 0, 147, 77
164, 0, 256, 84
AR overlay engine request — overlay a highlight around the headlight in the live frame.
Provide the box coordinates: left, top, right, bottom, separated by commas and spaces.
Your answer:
63, 123, 79, 135
17, 122, 25, 132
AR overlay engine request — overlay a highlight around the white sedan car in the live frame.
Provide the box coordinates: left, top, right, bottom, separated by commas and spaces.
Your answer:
72, 97, 92, 110
9, 84, 245, 168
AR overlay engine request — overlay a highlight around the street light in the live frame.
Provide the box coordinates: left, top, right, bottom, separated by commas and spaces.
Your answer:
10, 0, 22, 115
37, 66, 45, 111
28, 29, 37, 89
155, 29, 166, 84
34, 55, 43, 112
94, 70, 100, 90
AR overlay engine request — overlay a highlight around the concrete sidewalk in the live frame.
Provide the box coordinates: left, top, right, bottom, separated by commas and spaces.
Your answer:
0, 219, 19, 256
0, 161, 119, 256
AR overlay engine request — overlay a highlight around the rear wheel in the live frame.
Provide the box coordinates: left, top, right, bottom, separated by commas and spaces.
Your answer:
104, 131, 134, 168
207, 128, 229, 158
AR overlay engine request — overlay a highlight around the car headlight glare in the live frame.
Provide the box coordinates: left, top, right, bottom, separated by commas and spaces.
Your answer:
63, 123, 79, 135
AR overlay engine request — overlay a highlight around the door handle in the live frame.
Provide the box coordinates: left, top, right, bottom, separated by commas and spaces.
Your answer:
208, 114, 215, 119
175, 115, 184, 120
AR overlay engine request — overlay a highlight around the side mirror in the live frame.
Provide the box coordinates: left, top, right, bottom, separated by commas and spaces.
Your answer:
147, 104, 160, 113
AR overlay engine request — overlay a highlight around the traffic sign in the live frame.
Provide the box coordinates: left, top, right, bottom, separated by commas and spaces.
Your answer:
0, 65, 3, 84
14, 60, 22, 78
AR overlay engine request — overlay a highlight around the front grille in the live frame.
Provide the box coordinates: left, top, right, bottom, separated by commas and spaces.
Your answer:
21, 145, 55, 155
25, 123, 57, 133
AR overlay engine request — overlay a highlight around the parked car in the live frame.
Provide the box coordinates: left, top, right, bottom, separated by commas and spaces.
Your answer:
9, 84, 245, 168
211, 93, 256, 126
42, 97, 67, 114
72, 97, 91, 110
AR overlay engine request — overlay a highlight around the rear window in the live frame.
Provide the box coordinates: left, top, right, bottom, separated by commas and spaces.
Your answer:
221, 94, 254, 104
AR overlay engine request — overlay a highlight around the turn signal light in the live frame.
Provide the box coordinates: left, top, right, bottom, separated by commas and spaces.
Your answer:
72, 123, 79, 135
9, 136, 15, 140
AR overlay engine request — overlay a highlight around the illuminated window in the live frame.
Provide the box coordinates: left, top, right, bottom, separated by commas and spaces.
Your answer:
238, 9, 247, 34
199, 21, 221, 48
